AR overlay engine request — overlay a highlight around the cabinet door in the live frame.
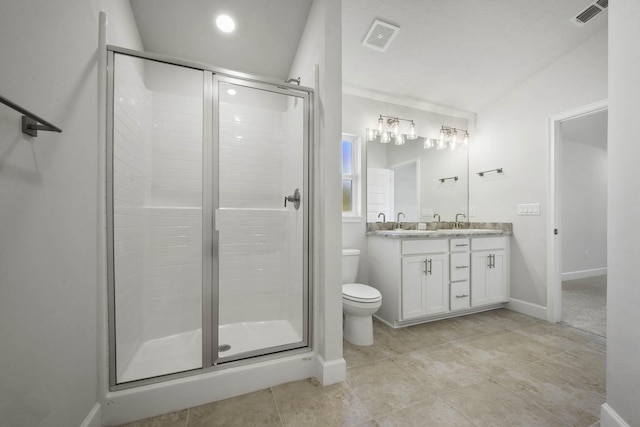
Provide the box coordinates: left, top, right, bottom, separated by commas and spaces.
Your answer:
471, 250, 507, 306
402, 256, 428, 320
401, 254, 449, 320
425, 254, 449, 315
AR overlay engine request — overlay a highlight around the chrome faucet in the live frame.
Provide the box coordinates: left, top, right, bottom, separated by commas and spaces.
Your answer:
378, 212, 386, 223
396, 212, 405, 229
455, 213, 466, 229
433, 213, 441, 230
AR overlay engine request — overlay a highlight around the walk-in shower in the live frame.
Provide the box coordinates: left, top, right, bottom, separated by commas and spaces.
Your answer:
106, 47, 312, 388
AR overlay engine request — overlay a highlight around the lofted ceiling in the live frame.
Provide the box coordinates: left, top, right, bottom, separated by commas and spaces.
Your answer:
129, 0, 314, 79
343, 0, 607, 113
129, 0, 607, 114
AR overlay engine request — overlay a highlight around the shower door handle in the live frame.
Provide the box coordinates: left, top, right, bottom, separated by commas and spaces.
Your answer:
284, 188, 301, 210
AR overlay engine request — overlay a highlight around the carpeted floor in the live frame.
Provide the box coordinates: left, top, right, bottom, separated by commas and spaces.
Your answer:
562, 275, 607, 337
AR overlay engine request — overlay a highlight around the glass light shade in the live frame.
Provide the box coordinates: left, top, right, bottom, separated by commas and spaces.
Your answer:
408, 121, 417, 140
380, 131, 391, 144
463, 132, 469, 145
437, 129, 446, 150
392, 121, 400, 138
394, 133, 405, 145
377, 116, 384, 135
423, 138, 435, 149
366, 128, 377, 142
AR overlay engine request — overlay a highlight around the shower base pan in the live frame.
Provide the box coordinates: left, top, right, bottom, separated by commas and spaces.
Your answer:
119, 320, 301, 383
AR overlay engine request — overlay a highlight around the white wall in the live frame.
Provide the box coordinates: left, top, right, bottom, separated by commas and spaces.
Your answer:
0, 1, 141, 426
471, 29, 607, 308
289, 0, 344, 384
602, 2, 640, 426
560, 137, 607, 277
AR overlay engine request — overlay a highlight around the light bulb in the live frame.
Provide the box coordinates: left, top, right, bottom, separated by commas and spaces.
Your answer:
377, 116, 384, 135
463, 132, 469, 145
408, 121, 417, 140
392, 119, 400, 138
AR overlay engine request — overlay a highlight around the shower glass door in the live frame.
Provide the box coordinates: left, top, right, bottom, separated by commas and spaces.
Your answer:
213, 77, 309, 362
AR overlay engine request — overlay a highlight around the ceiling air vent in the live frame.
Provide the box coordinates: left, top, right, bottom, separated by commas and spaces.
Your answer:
571, 1, 608, 26
362, 19, 399, 52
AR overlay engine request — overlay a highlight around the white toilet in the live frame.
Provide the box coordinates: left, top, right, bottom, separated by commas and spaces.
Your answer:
342, 249, 382, 346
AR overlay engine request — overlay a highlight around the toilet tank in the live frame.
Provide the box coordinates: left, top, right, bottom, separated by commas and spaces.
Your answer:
342, 248, 360, 284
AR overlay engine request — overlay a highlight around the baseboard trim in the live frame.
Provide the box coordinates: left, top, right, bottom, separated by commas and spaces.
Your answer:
505, 298, 547, 320
562, 267, 607, 281
80, 402, 101, 427
315, 354, 346, 386
601, 403, 630, 427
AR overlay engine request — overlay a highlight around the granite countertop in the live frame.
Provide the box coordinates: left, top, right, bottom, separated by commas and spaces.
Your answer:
366, 222, 512, 239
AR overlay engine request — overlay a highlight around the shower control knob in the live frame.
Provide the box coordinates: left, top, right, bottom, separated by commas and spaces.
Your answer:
284, 188, 301, 210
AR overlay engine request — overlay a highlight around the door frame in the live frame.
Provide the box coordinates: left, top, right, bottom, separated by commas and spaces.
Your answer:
546, 99, 608, 323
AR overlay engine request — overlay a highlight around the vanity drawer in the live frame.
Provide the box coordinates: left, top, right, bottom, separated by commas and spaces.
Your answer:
402, 239, 448, 255
450, 281, 470, 311
471, 236, 507, 251
450, 238, 470, 252
450, 252, 470, 281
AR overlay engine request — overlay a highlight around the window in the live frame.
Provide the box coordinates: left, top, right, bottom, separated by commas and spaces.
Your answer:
342, 133, 361, 220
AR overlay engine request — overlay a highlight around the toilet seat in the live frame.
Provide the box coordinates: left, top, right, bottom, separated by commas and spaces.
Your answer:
342, 283, 381, 303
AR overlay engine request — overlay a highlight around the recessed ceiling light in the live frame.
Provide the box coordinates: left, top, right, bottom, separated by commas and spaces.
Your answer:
227, 88, 237, 95
216, 14, 236, 33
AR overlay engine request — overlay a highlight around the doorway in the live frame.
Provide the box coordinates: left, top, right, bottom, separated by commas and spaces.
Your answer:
548, 100, 607, 336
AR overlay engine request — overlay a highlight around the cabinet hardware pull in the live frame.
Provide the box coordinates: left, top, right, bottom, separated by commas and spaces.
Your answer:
455, 244, 469, 247
487, 255, 492, 268
423, 259, 428, 275
455, 265, 469, 269
428, 259, 432, 275
456, 294, 469, 299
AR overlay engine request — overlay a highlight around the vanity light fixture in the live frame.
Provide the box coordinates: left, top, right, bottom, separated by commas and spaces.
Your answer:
367, 115, 419, 144
439, 125, 470, 151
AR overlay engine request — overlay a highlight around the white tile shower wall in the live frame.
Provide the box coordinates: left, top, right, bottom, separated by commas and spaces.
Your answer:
218, 101, 292, 325
113, 55, 152, 374
143, 92, 203, 341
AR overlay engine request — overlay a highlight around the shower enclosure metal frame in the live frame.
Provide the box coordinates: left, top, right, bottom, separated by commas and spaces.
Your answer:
106, 45, 314, 391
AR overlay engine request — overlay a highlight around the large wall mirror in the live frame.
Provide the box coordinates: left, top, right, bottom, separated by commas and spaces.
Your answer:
342, 93, 470, 224
367, 135, 468, 223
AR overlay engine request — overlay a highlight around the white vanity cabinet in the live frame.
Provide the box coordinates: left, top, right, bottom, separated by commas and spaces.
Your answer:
368, 232, 510, 328
471, 236, 510, 307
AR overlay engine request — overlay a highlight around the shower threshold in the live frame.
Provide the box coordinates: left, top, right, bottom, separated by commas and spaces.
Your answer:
118, 320, 301, 384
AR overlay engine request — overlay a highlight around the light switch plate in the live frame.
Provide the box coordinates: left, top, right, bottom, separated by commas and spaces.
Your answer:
517, 203, 541, 215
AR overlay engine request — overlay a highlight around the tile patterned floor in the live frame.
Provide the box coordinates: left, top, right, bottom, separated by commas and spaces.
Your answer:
114, 309, 605, 427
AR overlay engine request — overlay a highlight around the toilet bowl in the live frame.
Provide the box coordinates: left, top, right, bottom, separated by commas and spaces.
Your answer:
342, 249, 382, 346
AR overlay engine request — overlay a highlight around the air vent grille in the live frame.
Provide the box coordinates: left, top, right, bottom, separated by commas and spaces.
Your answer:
571, 1, 608, 26
362, 19, 400, 52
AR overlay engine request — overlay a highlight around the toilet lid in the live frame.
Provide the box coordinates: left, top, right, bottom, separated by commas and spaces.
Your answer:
342, 283, 381, 302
